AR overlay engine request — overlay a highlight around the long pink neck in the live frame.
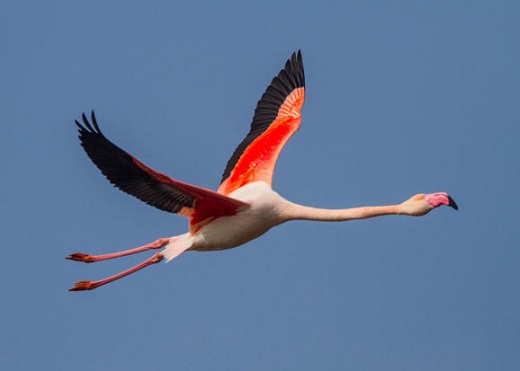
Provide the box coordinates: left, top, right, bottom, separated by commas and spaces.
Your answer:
282, 202, 402, 222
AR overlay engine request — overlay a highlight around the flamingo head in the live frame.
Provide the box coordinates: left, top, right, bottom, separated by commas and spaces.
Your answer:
400, 192, 458, 216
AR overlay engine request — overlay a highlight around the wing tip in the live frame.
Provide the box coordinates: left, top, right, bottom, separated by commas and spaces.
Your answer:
288, 49, 305, 88
75, 110, 104, 137
280, 50, 305, 89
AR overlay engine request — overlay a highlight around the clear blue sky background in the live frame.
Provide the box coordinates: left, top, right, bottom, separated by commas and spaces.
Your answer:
1, 1, 518, 370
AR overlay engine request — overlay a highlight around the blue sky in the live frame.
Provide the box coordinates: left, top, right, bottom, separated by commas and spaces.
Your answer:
1, 1, 519, 370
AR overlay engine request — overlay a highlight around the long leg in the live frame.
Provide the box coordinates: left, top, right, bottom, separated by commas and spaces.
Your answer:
69, 252, 164, 291
66, 238, 169, 263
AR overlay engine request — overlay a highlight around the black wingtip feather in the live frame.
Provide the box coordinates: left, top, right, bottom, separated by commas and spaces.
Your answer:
90, 110, 103, 134
77, 112, 95, 133
81, 112, 89, 127
74, 120, 83, 131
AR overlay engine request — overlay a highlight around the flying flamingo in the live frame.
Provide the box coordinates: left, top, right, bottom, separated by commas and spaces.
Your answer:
67, 51, 457, 291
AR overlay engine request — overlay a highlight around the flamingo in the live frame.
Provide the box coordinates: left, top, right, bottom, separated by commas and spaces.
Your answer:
67, 51, 457, 291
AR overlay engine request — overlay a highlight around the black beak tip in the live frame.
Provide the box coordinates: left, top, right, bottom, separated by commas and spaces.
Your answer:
448, 195, 458, 210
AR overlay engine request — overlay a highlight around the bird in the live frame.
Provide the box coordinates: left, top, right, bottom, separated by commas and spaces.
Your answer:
67, 50, 458, 291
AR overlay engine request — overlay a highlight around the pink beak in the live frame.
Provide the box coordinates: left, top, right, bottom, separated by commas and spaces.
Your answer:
425, 192, 458, 210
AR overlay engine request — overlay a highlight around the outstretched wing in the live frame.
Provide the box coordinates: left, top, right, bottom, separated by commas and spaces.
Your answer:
76, 111, 247, 229
218, 50, 306, 195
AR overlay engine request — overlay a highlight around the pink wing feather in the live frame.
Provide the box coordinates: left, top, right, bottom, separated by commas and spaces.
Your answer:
218, 51, 306, 195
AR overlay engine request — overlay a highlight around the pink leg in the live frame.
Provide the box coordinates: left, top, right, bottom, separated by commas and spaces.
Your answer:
66, 238, 169, 263
69, 252, 164, 291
